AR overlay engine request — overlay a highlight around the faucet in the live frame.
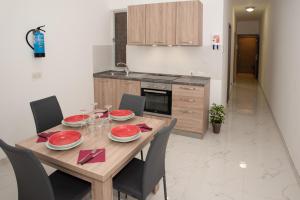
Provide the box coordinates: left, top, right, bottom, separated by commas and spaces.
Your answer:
116, 62, 130, 76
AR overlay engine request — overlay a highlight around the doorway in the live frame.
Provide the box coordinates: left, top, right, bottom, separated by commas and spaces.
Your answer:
237, 35, 260, 79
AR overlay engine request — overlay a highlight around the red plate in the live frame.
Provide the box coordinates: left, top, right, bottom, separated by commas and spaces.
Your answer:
64, 115, 89, 123
110, 110, 133, 117
48, 131, 81, 146
111, 125, 140, 138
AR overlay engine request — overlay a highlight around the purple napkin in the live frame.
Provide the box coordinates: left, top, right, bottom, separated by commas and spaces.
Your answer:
136, 123, 153, 132
36, 131, 60, 143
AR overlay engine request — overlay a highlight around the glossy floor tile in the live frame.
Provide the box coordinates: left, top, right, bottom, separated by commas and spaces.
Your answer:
1, 76, 300, 200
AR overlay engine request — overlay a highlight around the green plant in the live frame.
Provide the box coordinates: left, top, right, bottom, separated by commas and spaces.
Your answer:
209, 103, 225, 124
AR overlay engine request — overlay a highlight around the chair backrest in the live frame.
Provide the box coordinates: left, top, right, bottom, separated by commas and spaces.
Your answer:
142, 119, 177, 197
0, 139, 55, 200
119, 94, 146, 116
30, 96, 63, 133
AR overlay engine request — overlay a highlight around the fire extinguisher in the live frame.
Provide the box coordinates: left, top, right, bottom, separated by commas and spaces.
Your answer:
25, 25, 46, 57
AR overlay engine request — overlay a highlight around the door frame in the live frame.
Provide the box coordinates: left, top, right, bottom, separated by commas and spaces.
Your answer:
236, 34, 260, 79
227, 24, 232, 104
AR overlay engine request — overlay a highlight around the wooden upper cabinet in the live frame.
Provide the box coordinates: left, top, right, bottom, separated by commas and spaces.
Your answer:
127, 5, 146, 45
146, 3, 176, 45
176, 1, 203, 46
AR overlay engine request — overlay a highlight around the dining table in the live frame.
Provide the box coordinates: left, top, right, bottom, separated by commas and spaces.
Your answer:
16, 115, 166, 200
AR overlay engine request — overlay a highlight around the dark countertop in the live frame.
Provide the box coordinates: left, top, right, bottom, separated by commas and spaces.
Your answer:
93, 70, 210, 86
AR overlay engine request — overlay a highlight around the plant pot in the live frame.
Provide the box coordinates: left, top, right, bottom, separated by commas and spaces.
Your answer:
212, 123, 222, 134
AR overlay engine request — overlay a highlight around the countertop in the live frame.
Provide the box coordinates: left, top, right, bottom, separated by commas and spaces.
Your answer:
93, 70, 210, 86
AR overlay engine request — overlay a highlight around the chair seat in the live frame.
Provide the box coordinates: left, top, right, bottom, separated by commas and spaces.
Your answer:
113, 158, 145, 199
49, 170, 91, 200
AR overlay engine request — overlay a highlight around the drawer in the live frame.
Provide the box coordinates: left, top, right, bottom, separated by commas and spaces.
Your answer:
172, 84, 204, 98
172, 96, 204, 109
172, 107, 204, 133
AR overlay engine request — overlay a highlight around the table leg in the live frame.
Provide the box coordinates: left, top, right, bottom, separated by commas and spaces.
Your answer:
92, 178, 113, 200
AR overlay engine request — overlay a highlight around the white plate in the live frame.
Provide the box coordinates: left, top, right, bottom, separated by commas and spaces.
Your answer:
61, 120, 87, 127
111, 131, 141, 141
110, 113, 135, 121
48, 136, 83, 149
108, 133, 140, 143
46, 138, 83, 151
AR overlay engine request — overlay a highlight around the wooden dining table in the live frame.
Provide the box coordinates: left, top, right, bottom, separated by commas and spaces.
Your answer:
16, 116, 165, 200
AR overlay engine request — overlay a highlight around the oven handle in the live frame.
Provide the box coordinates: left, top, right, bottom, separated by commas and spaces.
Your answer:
143, 89, 168, 94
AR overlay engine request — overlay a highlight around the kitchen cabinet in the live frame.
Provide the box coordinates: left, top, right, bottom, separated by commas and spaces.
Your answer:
115, 79, 141, 107
94, 78, 116, 109
127, 5, 146, 45
94, 78, 141, 110
146, 2, 176, 45
127, 0, 203, 46
176, 1, 203, 46
172, 83, 209, 134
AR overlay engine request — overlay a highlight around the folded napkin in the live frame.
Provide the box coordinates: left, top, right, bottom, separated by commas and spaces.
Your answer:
136, 123, 153, 132
95, 111, 109, 119
36, 131, 60, 143
77, 148, 105, 165
100, 111, 109, 118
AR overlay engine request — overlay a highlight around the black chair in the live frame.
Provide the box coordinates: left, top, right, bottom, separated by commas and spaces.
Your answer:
113, 119, 177, 200
119, 93, 146, 160
30, 96, 64, 133
119, 93, 146, 117
0, 139, 90, 200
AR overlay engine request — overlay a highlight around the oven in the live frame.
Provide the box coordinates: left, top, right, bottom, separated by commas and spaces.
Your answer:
141, 82, 172, 116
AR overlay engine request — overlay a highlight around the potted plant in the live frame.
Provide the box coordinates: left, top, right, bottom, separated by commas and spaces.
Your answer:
209, 103, 225, 134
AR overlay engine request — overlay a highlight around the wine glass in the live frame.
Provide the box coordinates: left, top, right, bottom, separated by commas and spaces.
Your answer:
79, 108, 88, 132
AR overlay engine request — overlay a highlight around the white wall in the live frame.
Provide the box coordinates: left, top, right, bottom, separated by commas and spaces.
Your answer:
237, 20, 260, 35
0, 0, 111, 158
109, 0, 227, 105
259, 0, 300, 174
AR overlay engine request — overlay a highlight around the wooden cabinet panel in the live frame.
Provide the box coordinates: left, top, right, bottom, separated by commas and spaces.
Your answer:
146, 2, 176, 45
94, 78, 117, 110
127, 5, 146, 45
172, 83, 209, 134
115, 79, 141, 108
176, 1, 203, 46
94, 78, 141, 110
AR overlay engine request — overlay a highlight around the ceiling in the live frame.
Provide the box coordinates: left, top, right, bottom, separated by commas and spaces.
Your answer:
233, 0, 270, 21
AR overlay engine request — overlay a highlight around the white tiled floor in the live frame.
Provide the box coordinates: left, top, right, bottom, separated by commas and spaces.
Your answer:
1, 75, 300, 200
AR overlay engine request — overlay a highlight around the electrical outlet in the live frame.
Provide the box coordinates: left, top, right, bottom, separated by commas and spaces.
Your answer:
32, 72, 42, 79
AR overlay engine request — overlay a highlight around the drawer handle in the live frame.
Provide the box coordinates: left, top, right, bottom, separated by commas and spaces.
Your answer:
181, 98, 196, 103
179, 86, 196, 91
182, 110, 194, 114
154, 41, 164, 44
180, 41, 193, 44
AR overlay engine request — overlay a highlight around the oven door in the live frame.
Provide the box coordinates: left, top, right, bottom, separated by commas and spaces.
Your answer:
141, 88, 172, 116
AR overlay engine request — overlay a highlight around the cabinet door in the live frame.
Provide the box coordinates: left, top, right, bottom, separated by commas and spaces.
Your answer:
146, 3, 176, 45
94, 78, 116, 109
127, 5, 146, 45
176, 1, 203, 46
115, 80, 141, 108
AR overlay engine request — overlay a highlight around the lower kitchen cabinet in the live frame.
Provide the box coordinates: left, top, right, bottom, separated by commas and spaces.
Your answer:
172, 83, 210, 134
94, 78, 141, 110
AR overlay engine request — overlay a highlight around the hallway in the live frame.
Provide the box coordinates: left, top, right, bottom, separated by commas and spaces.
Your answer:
1, 76, 300, 200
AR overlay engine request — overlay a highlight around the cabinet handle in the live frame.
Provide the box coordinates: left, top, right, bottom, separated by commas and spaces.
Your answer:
154, 41, 164, 44
180, 41, 193, 45
182, 110, 194, 114
179, 86, 196, 91
181, 98, 196, 103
